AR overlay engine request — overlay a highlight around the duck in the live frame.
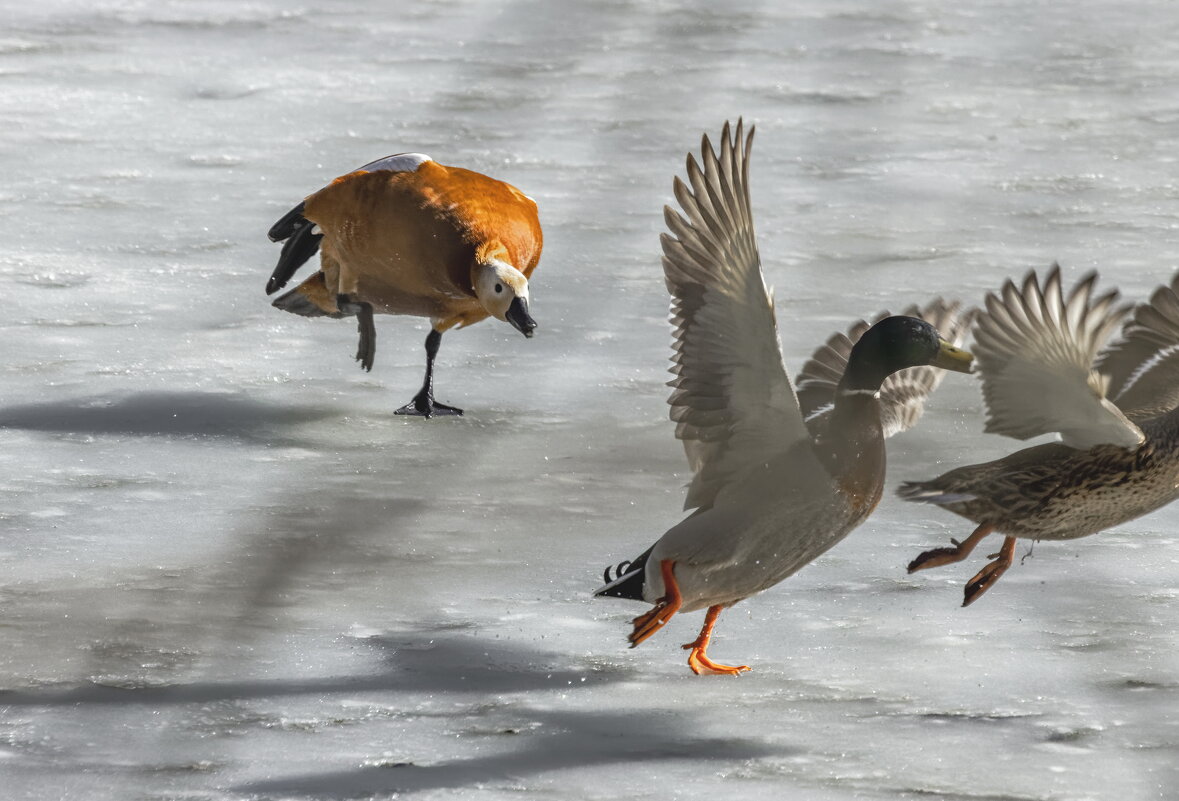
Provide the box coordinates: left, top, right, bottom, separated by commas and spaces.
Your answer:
265, 152, 541, 417
594, 120, 975, 675
901, 265, 1179, 606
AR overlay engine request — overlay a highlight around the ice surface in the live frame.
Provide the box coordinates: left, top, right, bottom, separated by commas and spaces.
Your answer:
1, 1, 1178, 799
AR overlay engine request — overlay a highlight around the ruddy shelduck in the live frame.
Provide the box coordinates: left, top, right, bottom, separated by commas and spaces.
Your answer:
595, 121, 974, 675
265, 152, 541, 417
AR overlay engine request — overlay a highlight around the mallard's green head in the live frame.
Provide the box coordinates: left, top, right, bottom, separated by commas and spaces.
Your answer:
839, 315, 973, 393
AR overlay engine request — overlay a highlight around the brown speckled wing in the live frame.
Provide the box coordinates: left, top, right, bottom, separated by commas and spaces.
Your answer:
972, 265, 1142, 449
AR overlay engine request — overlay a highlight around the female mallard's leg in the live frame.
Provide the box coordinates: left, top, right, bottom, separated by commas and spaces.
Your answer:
629, 560, 682, 647
682, 605, 749, 676
907, 523, 995, 573
395, 329, 463, 418
962, 535, 1017, 607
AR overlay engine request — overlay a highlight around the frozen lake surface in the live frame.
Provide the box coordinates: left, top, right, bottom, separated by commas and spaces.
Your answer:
2, 1, 1178, 799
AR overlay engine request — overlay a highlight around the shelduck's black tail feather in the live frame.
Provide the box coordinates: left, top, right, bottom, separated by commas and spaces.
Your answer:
594, 545, 653, 600
266, 201, 323, 295
268, 201, 308, 242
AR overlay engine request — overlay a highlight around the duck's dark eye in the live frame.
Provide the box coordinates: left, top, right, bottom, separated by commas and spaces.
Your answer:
495, 283, 503, 293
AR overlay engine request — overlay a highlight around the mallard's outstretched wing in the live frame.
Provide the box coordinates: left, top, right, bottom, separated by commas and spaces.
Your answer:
1097, 272, 1179, 422
661, 120, 815, 511
973, 265, 1142, 449
797, 299, 972, 437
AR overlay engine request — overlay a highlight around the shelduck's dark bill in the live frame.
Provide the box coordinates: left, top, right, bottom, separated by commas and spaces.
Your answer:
932, 339, 973, 373
506, 296, 537, 338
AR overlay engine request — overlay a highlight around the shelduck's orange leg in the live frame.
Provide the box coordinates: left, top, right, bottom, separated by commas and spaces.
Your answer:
628, 559, 682, 648
962, 535, 1017, 607
681, 605, 749, 676
907, 523, 995, 573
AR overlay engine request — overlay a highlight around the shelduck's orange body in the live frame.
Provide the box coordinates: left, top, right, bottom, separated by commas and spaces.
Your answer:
266, 153, 541, 417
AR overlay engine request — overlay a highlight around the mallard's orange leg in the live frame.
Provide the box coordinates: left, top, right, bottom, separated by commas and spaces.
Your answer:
962, 535, 1016, 607
629, 559, 682, 647
681, 605, 749, 676
908, 523, 995, 573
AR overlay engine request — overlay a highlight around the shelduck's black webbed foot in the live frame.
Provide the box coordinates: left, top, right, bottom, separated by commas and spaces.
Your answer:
908, 523, 995, 573
394, 393, 463, 419
335, 294, 376, 372
393, 328, 461, 418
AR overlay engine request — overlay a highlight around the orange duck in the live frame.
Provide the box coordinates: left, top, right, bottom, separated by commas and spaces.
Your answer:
266, 153, 541, 417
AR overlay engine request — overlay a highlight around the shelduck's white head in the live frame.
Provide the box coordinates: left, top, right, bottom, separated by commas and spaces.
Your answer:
474, 258, 536, 338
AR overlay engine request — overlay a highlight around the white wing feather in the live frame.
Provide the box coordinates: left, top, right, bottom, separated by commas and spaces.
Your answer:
1097, 271, 1179, 422
795, 299, 973, 438
973, 265, 1143, 449
355, 152, 432, 173
662, 120, 813, 511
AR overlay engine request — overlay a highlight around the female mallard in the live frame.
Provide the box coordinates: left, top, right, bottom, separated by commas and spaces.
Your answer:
902, 265, 1179, 606
594, 120, 974, 675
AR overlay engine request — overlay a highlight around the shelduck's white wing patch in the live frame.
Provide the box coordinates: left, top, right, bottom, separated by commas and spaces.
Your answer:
973, 265, 1143, 449
662, 120, 814, 511
356, 152, 433, 174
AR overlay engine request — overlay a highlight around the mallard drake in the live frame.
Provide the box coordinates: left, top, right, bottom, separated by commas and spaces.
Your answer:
594, 120, 974, 675
265, 153, 541, 417
901, 265, 1179, 606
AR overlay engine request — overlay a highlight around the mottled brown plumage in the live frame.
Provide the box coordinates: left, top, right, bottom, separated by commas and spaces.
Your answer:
902, 267, 1179, 605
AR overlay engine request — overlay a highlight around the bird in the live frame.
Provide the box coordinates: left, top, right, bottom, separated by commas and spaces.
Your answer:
265, 152, 542, 417
594, 120, 975, 675
901, 265, 1179, 606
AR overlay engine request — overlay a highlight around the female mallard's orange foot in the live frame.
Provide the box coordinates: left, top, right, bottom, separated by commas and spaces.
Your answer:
962, 535, 1016, 607
628, 559, 682, 648
683, 642, 750, 676
908, 545, 967, 572
908, 523, 995, 573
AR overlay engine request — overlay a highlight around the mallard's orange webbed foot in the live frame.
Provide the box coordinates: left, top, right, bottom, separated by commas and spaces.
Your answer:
680, 605, 749, 676
630, 605, 675, 647
963, 535, 1016, 606
908, 523, 995, 573
629, 559, 682, 648
685, 648, 750, 676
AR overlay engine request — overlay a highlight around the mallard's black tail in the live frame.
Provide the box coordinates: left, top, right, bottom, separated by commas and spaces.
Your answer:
594, 545, 653, 600
266, 201, 323, 295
